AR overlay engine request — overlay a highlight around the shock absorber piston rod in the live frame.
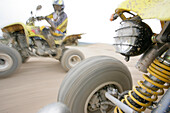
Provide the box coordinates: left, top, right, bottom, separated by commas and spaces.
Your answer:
105, 92, 141, 113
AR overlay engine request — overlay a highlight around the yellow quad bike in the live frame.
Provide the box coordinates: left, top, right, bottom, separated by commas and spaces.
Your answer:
1, 5, 85, 73
38, 0, 170, 113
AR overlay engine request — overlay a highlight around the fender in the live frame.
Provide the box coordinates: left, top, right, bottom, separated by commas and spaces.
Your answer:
1, 22, 30, 45
62, 33, 85, 46
117, 0, 170, 21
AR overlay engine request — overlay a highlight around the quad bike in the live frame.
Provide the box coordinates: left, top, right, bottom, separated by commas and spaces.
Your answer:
0, 44, 22, 78
0, 5, 85, 73
38, 0, 170, 113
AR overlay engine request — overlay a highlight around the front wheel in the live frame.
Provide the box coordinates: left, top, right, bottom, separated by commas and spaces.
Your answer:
60, 48, 85, 71
58, 56, 132, 113
0, 45, 22, 78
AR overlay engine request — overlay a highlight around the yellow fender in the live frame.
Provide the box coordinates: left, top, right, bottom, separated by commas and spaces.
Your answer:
62, 33, 85, 46
1, 22, 30, 45
117, 0, 170, 21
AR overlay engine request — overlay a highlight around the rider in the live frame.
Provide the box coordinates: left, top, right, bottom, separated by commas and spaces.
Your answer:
42, 0, 68, 50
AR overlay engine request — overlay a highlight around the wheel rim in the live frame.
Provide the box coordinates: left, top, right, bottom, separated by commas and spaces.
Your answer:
84, 82, 123, 113
0, 53, 13, 71
68, 55, 81, 67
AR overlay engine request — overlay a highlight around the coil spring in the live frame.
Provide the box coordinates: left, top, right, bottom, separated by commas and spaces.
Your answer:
115, 58, 170, 113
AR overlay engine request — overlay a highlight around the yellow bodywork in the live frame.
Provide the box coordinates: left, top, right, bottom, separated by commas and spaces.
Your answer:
117, 0, 170, 21
1, 23, 30, 44
1, 22, 82, 46
26, 25, 46, 40
62, 33, 84, 46
1, 22, 45, 45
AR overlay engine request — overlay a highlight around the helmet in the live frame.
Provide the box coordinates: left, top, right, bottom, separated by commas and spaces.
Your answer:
53, 0, 64, 11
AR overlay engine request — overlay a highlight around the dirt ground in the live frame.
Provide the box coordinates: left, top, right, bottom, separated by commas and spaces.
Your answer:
0, 44, 151, 113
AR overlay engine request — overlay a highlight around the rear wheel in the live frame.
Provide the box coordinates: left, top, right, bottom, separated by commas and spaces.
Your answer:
58, 56, 132, 113
60, 48, 85, 71
0, 45, 22, 78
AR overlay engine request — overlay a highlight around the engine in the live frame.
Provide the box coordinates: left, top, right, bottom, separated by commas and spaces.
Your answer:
29, 38, 51, 56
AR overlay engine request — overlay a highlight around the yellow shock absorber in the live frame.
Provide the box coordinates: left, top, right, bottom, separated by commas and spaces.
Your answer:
115, 58, 170, 113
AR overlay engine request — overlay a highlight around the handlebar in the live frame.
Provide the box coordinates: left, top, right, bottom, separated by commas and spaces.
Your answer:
36, 16, 45, 21
26, 16, 45, 25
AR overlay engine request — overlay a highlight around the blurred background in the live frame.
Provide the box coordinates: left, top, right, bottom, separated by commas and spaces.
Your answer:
0, 0, 162, 43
